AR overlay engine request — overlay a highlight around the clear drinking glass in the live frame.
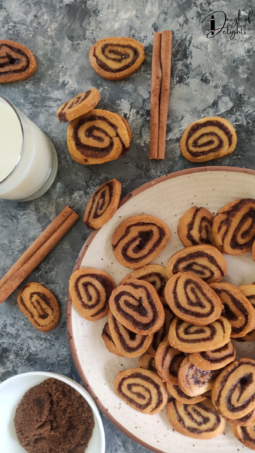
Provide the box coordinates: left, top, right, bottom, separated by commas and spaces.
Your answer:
0, 94, 58, 201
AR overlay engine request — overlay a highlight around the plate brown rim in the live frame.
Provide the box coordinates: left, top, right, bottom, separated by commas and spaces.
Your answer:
67, 165, 255, 453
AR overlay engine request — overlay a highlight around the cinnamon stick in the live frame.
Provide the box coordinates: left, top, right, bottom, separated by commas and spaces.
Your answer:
158, 30, 172, 160
0, 206, 79, 303
149, 32, 162, 160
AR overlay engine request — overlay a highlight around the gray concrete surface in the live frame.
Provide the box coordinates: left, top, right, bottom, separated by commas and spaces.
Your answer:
1, 0, 255, 451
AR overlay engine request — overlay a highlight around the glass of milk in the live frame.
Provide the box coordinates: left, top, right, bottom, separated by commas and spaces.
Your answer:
0, 94, 58, 201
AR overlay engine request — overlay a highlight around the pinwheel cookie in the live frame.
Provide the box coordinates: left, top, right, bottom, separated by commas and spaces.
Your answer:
84, 179, 121, 229
178, 206, 214, 247
112, 215, 169, 269
67, 109, 132, 165
187, 341, 236, 371
164, 272, 223, 325
233, 423, 255, 449
101, 323, 123, 357
109, 279, 165, 335
114, 367, 168, 415
89, 37, 145, 80
178, 357, 219, 397
155, 336, 185, 384
0, 39, 37, 83
69, 267, 115, 321
180, 116, 237, 163
17, 282, 60, 332
167, 398, 226, 439
169, 316, 231, 353
146, 300, 175, 357
138, 353, 157, 373
212, 198, 255, 255
120, 264, 167, 297
57, 88, 100, 122
166, 244, 227, 283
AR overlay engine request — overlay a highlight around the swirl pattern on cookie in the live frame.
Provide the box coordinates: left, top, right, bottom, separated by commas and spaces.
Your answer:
212, 198, 255, 255
233, 424, 255, 449
89, 37, 145, 80
169, 316, 231, 353
120, 265, 167, 297
17, 282, 60, 332
101, 323, 123, 357
155, 336, 185, 384
180, 116, 237, 163
178, 357, 219, 397
139, 353, 157, 373
212, 358, 255, 420
67, 109, 131, 165
0, 39, 37, 83
239, 284, 255, 309
147, 301, 175, 357
69, 268, 115, 321
178, 207, 214, 247
109, 279, 165, 335
187, 341, 236, 371
108, 311, 153, 357
225, 408, 255, 426
166, 382, 207, 404
211, 282, 255, 338
84, 179, 121, 230
57, 88, 100, 123
166, 245, 227, 284
164, 272, 223, 326
167, 398, 226, 439
112, 215, 170, 269
114, 367, 168, 415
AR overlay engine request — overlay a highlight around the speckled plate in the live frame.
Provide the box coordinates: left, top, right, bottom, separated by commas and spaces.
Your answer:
67, 166, 255, 453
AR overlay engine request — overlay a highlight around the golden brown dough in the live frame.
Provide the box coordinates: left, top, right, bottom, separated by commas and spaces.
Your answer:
155, 336, 185, 384
180, 116, 237, 163
83, 179, 121, 230
138, 353, 157, 373
101, 322, 123, 357
0, 39, 37, 83
187, 341, 236, 371
178, 207, 214, 247
89, 37, 145, 80
178, 357, 219, 397
119, 265, 167, 297
112, 215, 169, 269
57, 88, 100, 122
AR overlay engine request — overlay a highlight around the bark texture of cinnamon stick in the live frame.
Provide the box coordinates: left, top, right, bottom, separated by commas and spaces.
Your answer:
149, 32, 162, 160
0, 206, 79, 303
158, 30, 172, 160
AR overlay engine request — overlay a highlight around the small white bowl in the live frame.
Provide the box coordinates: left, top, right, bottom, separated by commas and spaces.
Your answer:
0, 371, 105, 453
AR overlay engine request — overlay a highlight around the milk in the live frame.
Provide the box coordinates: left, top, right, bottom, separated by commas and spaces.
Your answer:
0, 96, 58, 201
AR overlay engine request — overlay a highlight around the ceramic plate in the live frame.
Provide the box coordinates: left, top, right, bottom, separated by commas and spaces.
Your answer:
67, 166, 255, 453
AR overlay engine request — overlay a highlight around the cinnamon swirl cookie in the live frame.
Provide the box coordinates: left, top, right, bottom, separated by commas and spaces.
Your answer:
178, 357, 219, 397
166, 383, 207, 404
169, 317, 231, 353
101, 323, 123, 357
178, 207, 214, 247
109, 279, 165, 335
112, 215, 169, 269
166, 245, 227, 283
0, 39, 37, 83
83, 179, 121, 229
57, 88, 100, 123
114, 367, 168, 415
146, 301, 175, 357
232, 423, 255, 449
187, 341, 236, 371
164, 272, 223, 325
108, 311, 153, 358
239, 284, 255, 309
212, 198, 255, 255
139, 353, 157, 373
210, 282, 255, 338
180, 116, 237, 163
167, 398, 226, 439
155, 337, 185, 384
67, 109, 131, 165
69, 268, 115, 321
212, 358, 255, 420
17, 283, 60, 332
119, 265, 167, 297
89, 37, 145, 80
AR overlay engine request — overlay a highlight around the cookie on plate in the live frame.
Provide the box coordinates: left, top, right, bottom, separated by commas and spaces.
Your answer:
178, 207, 214, 247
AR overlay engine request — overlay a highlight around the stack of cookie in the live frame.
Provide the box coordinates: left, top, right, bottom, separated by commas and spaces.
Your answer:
69, 195, 255, 449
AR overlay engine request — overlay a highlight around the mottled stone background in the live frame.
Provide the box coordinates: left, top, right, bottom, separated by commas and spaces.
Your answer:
1, 0, 255, 451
